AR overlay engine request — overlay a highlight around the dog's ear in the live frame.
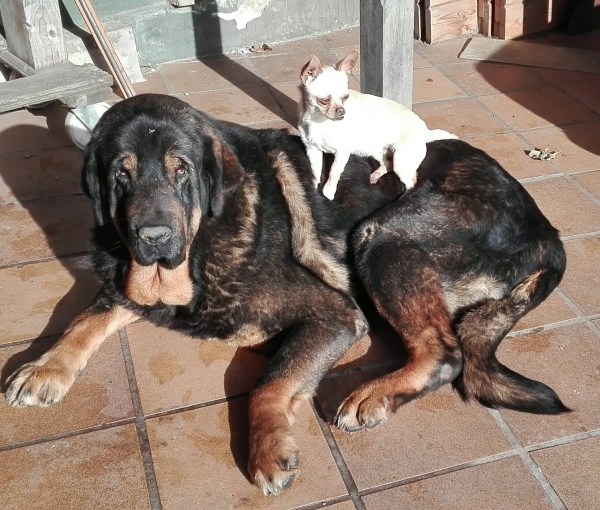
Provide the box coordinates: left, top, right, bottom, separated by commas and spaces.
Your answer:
335, 50, 359, 77
300, 54, 323, 84
204, 134, 244, 217
81, 142, 108, 227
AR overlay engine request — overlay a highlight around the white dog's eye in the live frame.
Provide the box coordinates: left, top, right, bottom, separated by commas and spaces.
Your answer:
318, 97, 330, 106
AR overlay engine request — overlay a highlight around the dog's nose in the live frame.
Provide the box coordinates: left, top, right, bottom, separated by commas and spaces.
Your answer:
336, 107, 345, 118
138, 226, 172, 245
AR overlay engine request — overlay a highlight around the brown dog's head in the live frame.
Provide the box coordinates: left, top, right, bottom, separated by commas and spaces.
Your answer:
81, 94, 243, 269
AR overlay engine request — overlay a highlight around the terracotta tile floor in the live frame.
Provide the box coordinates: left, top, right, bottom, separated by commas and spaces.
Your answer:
1, 28, 600, 509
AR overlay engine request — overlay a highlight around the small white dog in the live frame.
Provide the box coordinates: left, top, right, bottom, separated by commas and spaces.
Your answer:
298, 50, 458, 200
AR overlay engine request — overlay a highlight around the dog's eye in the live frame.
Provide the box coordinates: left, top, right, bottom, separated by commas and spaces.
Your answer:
116, 168, 128, 179
176, 167, 188, 177
318, 98, 330, 106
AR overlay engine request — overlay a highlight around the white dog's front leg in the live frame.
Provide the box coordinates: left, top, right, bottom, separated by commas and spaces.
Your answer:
306, 146, 324, 187
323, 151, 350, 200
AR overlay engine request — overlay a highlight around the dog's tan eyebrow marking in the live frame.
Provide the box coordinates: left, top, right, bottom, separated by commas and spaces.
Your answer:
122, 154, 137, 174
164, 152, 182, 173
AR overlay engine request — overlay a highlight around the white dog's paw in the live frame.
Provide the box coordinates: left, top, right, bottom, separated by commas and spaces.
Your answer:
322, 184, 337, 200
5, 355, 78, 407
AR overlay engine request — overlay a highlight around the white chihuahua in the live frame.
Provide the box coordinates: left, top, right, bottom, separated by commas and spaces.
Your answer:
298, 50, 458, 200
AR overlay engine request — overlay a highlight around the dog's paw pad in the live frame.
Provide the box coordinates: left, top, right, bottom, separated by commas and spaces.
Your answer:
249, 428, 300, 496
335, 394, 390, 432
5, 360, 77, 407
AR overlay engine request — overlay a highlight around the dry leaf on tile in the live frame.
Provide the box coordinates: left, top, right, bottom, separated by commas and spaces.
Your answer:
249, 43, 272, 53
527, 146, 561, 161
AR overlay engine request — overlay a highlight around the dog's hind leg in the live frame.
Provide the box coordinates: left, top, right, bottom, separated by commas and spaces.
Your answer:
5, 293, 137, 407
392, 135, 427, 190
335, 244, 462, 432
453, 269, 570, 414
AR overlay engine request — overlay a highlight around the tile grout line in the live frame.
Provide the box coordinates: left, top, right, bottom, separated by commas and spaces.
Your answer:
289, 495, 354, 510
0, 251, 90, 272
310, 398, 367, 510
158, 65, 176, 96
356, 450, 519, 498
0, 417, 136, 453
525, 427, 600, 453
487, 409, 566, 510
118, 328, 162, 510
554, 288, 600, 341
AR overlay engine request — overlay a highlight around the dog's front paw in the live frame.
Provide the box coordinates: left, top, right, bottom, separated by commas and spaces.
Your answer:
248, 425, 300, 496
5, 354, 79, 407
335, 390, 391, 432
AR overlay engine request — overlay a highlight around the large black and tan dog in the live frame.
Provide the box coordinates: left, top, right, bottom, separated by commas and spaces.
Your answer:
5, 94, 567, 495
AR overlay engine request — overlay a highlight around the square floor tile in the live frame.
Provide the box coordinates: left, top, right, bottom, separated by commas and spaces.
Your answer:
362, 457, 553, 510
249, 52, 335, 84
0, 257, 99, 345
562, 77, 600, 115
533, 68, 596, 86
413, 98, 506, 138
0, 146, 83, 205
265, 83, 301, 122
0, 195, 93, 266
523, 177, 600, 236
574, 170, 600, 200
180, 87, 286, 124
511, 291, 577, 333
318, 29, 360, 50
466, 132, 558, 180
413, 53, 431, 69
478, 87, 598, 131
126, 321, 269, 415
415, 38, 472, 66
147, 398, 348, 509
317, 376, 512, 490
498, 324, 600, 446
162, 57, 263, 94
0, 104, 73, 154
0, 334, 133, 447
520, 121, 600, 173
0, 424, 149, 510
440, 61, 548, 96
412, 67, 466, 103
531, 437, 600, 510
134, 71, 170, 95
560, 237, 600, 315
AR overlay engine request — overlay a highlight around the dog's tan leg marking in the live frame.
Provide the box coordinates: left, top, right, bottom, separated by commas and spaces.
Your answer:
5, 304, 137, 407
269, 149, 350, 293
248, 380, 303, 496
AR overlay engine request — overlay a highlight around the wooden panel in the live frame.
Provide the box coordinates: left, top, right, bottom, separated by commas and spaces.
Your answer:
459, 37, 600, 75
495, 0, 571, 39
360, 0, 414, 108
478, 0, 494, 36
0, 61, 113, 113
0, 0, 67, 69
424, 0, 479, 43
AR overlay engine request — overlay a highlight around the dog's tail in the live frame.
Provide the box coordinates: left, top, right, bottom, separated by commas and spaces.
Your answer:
452, 267, 570, 415
426, 129, 458, 142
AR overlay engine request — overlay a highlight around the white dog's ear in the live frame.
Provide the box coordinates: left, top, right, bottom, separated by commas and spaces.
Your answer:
335, 50, 359, 77
300, 55, 323, 84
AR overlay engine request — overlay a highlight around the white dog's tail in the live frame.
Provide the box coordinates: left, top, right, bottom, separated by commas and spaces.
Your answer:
426, 129, 458, 142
